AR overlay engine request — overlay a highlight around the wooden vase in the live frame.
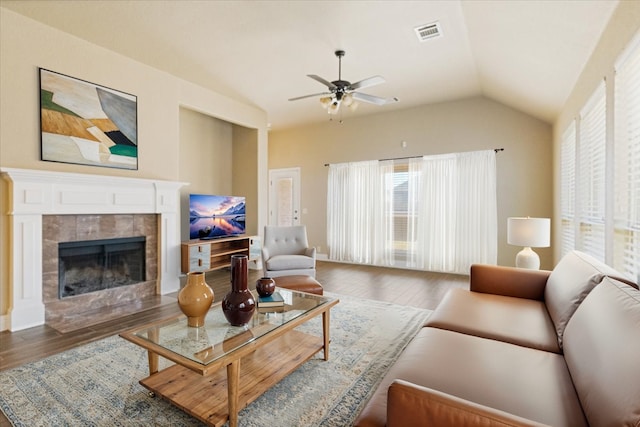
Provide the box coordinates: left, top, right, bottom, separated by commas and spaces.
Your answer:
178, 271, 214, 327
222, 254, 256, 326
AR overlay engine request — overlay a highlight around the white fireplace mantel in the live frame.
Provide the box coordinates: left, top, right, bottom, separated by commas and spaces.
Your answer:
1, 168, 186, 331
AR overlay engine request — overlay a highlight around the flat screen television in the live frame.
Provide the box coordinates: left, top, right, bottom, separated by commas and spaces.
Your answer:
189, 194, 246, 240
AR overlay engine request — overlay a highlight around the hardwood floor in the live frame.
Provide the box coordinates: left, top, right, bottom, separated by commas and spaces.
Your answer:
0, 261, 469, 371
0, 261, 468, 424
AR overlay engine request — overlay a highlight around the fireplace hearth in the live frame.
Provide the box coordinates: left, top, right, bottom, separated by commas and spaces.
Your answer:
58, 236, 146, 298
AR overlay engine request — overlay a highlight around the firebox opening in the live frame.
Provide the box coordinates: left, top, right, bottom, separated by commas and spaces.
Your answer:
58, 236, 146, 298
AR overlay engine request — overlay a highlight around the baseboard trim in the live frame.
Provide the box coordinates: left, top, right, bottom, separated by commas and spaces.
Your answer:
0, 313, 9, 332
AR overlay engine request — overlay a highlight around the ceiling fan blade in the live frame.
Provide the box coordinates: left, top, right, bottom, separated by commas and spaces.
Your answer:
307, 74, 337, 90
288, 92, 331, 102
349, 75, 385, 91
352, 92, 399, 106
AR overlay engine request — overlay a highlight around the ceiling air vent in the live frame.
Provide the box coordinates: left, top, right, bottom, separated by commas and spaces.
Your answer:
415, 22, 442, 42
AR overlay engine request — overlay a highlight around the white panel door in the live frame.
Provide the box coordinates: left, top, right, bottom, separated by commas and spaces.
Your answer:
269, 168, 301, 226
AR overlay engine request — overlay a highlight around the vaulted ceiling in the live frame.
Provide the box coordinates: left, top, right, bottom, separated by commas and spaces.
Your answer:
1, 0, 619, 130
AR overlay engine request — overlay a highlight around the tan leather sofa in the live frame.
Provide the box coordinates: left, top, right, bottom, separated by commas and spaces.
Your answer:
354, 250, 640, 427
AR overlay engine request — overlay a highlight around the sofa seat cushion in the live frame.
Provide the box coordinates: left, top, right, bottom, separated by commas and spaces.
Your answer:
264, 254, 314, 271
563, 277, 640, 427
354, 327, 587, 427
425, 288, 560, 353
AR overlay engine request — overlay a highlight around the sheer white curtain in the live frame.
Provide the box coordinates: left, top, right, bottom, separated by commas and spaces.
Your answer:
327, 150, 497, 274
417, 153, 459, 272
406, 157, 425, 268
327, 161, 394, 264
454, 150, 498, 270
409, 150, 497, 273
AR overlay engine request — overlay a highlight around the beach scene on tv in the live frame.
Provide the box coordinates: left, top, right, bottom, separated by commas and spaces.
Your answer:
189, 194, 246, 240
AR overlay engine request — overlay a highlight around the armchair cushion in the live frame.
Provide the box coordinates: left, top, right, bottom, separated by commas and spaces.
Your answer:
263, 225, 313, 257
265, 254, 315, 271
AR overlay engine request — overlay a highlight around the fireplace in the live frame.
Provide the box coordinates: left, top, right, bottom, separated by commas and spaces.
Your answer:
42, 214, 159, 333
1, 168, 185, 332
58, 236, 146, 298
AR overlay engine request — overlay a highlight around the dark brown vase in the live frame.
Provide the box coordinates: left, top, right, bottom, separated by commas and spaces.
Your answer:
256, 277, 276, 297
222, 254, 256, 326
178, 271, 214, 327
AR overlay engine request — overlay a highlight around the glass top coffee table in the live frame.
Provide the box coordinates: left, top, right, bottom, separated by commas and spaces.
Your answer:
120, 288, 338, 427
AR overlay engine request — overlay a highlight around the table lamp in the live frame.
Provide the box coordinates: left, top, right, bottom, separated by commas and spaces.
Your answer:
507, 217, 550, 269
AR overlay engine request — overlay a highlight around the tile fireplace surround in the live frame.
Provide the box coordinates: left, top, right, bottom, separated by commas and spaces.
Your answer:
1, 168, 185, 332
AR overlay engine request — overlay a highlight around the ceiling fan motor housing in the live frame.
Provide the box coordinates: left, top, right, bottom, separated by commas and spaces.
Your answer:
332, 80, 351, 100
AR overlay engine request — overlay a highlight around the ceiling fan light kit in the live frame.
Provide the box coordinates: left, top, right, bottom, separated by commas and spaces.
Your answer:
289, 50, 398, 118
320, 96, 333, 108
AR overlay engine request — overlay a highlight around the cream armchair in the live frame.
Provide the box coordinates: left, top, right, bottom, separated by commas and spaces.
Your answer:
262, 225, 316, 278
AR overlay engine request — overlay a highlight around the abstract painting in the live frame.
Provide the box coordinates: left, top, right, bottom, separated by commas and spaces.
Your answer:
39, 68, 138, 170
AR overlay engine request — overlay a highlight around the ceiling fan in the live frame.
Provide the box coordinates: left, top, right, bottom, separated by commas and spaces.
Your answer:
288, 50, 398, 115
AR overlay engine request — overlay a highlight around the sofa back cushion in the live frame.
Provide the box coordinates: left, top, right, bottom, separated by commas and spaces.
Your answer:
544, 250, 627, 348
562, 277, 640, 427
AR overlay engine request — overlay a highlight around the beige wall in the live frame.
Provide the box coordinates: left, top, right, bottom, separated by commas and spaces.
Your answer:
552, 1, 640, 264
0, 8, 268, 329
176, 110, 260, 240
179, 108, 234, 194
232, 125, 260, 237
269, 96, 553, 270
178, 108, 233, 241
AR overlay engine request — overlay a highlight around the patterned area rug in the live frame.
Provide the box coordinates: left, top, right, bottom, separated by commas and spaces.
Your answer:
0, 293, 431, 426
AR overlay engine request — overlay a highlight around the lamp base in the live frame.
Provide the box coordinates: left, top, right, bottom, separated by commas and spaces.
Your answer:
515, 247, 540, 270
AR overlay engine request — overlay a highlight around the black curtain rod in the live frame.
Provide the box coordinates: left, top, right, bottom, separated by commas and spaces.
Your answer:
324, 148, 504, 167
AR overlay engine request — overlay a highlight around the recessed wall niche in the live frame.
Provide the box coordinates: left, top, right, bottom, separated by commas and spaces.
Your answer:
178, 107, 259, 241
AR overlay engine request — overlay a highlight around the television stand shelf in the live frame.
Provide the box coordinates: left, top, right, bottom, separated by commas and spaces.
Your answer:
181, 236, 256, 273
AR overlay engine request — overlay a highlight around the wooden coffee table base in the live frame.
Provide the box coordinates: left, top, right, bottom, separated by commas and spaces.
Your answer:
139, 330, 323, 427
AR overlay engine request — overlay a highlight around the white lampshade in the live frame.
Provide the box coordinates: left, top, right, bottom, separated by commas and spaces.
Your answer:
507, 217, 550, 269
507, 217, 550, 248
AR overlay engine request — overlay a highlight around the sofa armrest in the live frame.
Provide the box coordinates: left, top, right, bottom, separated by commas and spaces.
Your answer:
387, 380, 550, 427
470, 264, 551, 300
304, 246, 316, 260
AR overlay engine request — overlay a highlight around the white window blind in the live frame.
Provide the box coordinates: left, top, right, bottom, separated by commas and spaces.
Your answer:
560, 120, 576, 258
577, 82, 606, 262
614, 34, 640, 282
